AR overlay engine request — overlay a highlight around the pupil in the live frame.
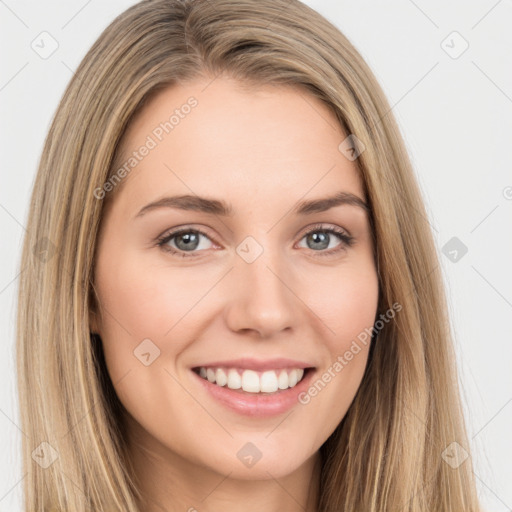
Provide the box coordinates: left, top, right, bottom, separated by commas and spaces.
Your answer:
308, 232, 329, 250
176, 232, 199, 251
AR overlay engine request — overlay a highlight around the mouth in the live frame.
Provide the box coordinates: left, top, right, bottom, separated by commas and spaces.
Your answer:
189, 357, 317, 417
191, 366, 314, 395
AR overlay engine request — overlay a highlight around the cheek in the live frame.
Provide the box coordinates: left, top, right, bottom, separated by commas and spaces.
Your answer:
301, 255, 379, 349
95, 248, 216, 342
301, 260, 378, 398
93, 245, 232, 412
93, 250, 213, 433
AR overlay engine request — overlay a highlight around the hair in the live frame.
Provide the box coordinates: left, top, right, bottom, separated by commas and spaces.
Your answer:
16, 0, 481, 510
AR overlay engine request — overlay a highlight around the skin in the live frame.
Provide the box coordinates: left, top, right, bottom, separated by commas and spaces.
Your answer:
90, 75, 379, 512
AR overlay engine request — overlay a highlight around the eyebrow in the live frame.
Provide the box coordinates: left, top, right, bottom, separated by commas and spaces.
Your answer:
134, 191, 369, 219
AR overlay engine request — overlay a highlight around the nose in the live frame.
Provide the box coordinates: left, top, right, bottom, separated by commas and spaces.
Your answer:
223, 246, 297, 338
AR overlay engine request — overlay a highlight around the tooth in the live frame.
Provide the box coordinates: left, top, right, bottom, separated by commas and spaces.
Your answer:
260, 370, 278, 393
206, 368, 216, 383
241, 370, 260, 393
215, 368, 227, 387
277, 370, 289, 390
227, 369, 242, 389
200, 366, 306, 392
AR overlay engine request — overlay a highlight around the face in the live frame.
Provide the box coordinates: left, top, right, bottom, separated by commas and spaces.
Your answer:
91, 75, 379, 482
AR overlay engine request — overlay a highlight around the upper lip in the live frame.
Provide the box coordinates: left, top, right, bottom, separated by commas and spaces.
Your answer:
192, 357, 315, 371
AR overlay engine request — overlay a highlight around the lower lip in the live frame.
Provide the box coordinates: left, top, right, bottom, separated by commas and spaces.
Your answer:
191, 368, 316, 418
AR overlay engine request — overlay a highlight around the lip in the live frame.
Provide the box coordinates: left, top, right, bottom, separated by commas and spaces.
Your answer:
191, 365, 316, 418
191, 357, 314, 372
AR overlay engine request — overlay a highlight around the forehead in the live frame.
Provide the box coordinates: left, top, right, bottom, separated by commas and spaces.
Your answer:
110, 77, 364, 216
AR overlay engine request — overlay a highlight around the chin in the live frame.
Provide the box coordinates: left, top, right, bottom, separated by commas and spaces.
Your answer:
202, 439, 312, 480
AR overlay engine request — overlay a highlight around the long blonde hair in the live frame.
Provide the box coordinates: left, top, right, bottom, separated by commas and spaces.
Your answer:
16, 0, 481, 510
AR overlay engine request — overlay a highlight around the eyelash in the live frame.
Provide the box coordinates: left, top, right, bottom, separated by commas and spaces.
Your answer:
156, 223, 355, 259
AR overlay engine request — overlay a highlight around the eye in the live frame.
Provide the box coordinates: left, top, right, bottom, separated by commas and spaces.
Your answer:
157, 227, 215, 257
156, 223, 355, 258
297, 223, 354, 257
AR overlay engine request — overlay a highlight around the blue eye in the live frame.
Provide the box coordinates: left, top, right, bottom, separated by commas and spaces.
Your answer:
157, 228, 214, 257
156, 223, 354, 258
297, 224, 354, 256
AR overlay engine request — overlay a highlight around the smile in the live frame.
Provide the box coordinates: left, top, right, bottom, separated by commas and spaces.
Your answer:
191, 364, 316, 418
193, 366, 307, 393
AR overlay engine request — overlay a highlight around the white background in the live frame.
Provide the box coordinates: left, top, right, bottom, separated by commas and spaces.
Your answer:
1, 1, 511, 510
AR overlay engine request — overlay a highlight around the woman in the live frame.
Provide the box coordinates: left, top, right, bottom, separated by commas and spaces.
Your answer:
16, 0, 481, 510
